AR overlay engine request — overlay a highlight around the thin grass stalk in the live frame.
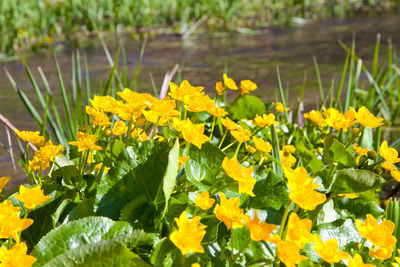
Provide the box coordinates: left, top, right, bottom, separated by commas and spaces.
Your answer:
313, 56, 324, 104
276, 67, 289, 123
131, 36, 147, 91
102, 48, 120, 96
55, 55, 75, 139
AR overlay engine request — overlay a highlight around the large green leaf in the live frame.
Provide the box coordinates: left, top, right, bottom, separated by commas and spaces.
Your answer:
330, 168, 385, 194
248, 169, 289, 211
336, 195, 384, 218
163, 138, 180, 214
185, 142, 225, 190
32, 216, 134, 266
323, 136, 355, 167
229, 95, 266, 120
43, 240, 151, 267
95, 140, 172, 219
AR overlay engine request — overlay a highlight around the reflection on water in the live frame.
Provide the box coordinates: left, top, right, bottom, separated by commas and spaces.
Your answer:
0, 15, 399, 191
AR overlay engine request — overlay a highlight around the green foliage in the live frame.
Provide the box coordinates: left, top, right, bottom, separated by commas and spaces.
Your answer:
330, 168, 385, 194
229, 95, 266, 120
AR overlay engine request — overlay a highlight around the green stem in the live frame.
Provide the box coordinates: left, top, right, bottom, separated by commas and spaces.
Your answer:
212, 182, 237, 194
221, 140, 237, 152
209, 116, 217, 140
232, 238, 251, 262
278, 200, 292, 238
233, 143, 242, 158
231, 227, 234, 263
218, 129, 229, 148
258, 155, 265, 166
358, 238, 366, 253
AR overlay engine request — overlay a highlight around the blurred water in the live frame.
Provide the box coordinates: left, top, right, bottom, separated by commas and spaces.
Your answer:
0, 15, 399, 192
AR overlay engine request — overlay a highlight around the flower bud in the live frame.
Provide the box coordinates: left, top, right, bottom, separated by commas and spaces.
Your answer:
102, 127, 113, 137
367, 150, 377, 160
351, 128, 360, 136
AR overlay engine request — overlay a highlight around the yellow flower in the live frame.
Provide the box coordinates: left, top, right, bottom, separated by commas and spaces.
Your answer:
15, 129, 46, 147
280, 145, 296, 168
285, 213, 314, 249
94, 163, 110, 174
252, 136, 272, 154
172, 119, 209, 149
284, 167, 326, 210
274, 102, 289, 113
324, 107, 357, 132
184, 93, 215, 113
356, 214, 396, 260
230, 127, 251, 143
131, 128, 148, 142
254, 113, 278, 128
356, 106, 384, 128
14, 185, 52, 210
239, 80, 257, 95
69, 131, 102, 152
89, 95, 119, 114
348, 253, 373, 267
304, 110, 326, 126
245, 143, 257, 154
381, 161, 395, 171
353, 144, 369, 156
191, 264, 200, 267
0, 200, 33, 242
195, 191, 215, 210
112, 121, 128, 136
245, 210, 276, 241
0, 242, 37, 267
222, 156, 256, 196
313, 235, 350, 263
169, 211, 206, 255
223, 73, 238, 90
0, 176, 11, 192
391, 168, 400, 182
86, 106, 112, 127
169, 80, 203, 102
379, 141, 400, 164
215, 81, 225, 95
32, 140, 64, 170
282, 145, 295, 154
208, 107, 228, 117
213, 192, 249, 229
221, 117, 239, 131
276, 240, 307, 267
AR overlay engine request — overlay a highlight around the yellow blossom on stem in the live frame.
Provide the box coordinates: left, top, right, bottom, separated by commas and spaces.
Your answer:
274, 102, 289, 113
304, 110, 326, 126
285, 213, 314, 249
215, 81, 225, 95
239, 80, 257, 95
223, 73, 238, 90
169, 211, 206, 255
348, 253, 374, 267
221, 117, 239, 131
172, 118, 209, 149
184, 93, 215, 112
131, 128, 148, 142
213, 192, 249, 229
112, 121, 128, 136
222, 156, 256, 196
356, 106, 384, 128
391, 168, 400, 182
15, 129, 46, 147
86, 106, 112, 127
353, 144, 369, 156
356, 214, 396, 260
169, 80, 204, 102
252, 136, 272, 154
0, 242, 37, 267
324, 107, 357, 132
381, 161, 395, 171
69, 131, 102, 152
245, 143, 257, 154
338, 193, 359, 199
254, 113, 278, 128
379, 140, 400, 164
230, 127, 251, 143
245, 210, 276, 241
89, 95, 119, 113
284, 167, 326, 210
0, 200, 33, 242
14, 185, 52, 210
0, 176, 11, 192
276, 240, 307, 267
195, 191, 215, 210
313, 235, 350, 263
208, 107, 228, 117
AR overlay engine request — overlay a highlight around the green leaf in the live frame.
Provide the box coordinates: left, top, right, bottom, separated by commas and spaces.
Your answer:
95, 140, 171, 219
150, 238, 177, 266
330, 168, 385, 194
65, 197, 95, 222
42, 240, 150, 267
229, 95, 266, 120
163, 139, 180, 214
323, 137, 355, 167
248, 169, 289, 211
336, 195, 384, 218
32, 216, 134, 266
185, 142, 225, 190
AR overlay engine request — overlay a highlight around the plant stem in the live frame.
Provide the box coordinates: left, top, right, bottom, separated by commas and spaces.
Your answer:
278, 200, 292, 238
